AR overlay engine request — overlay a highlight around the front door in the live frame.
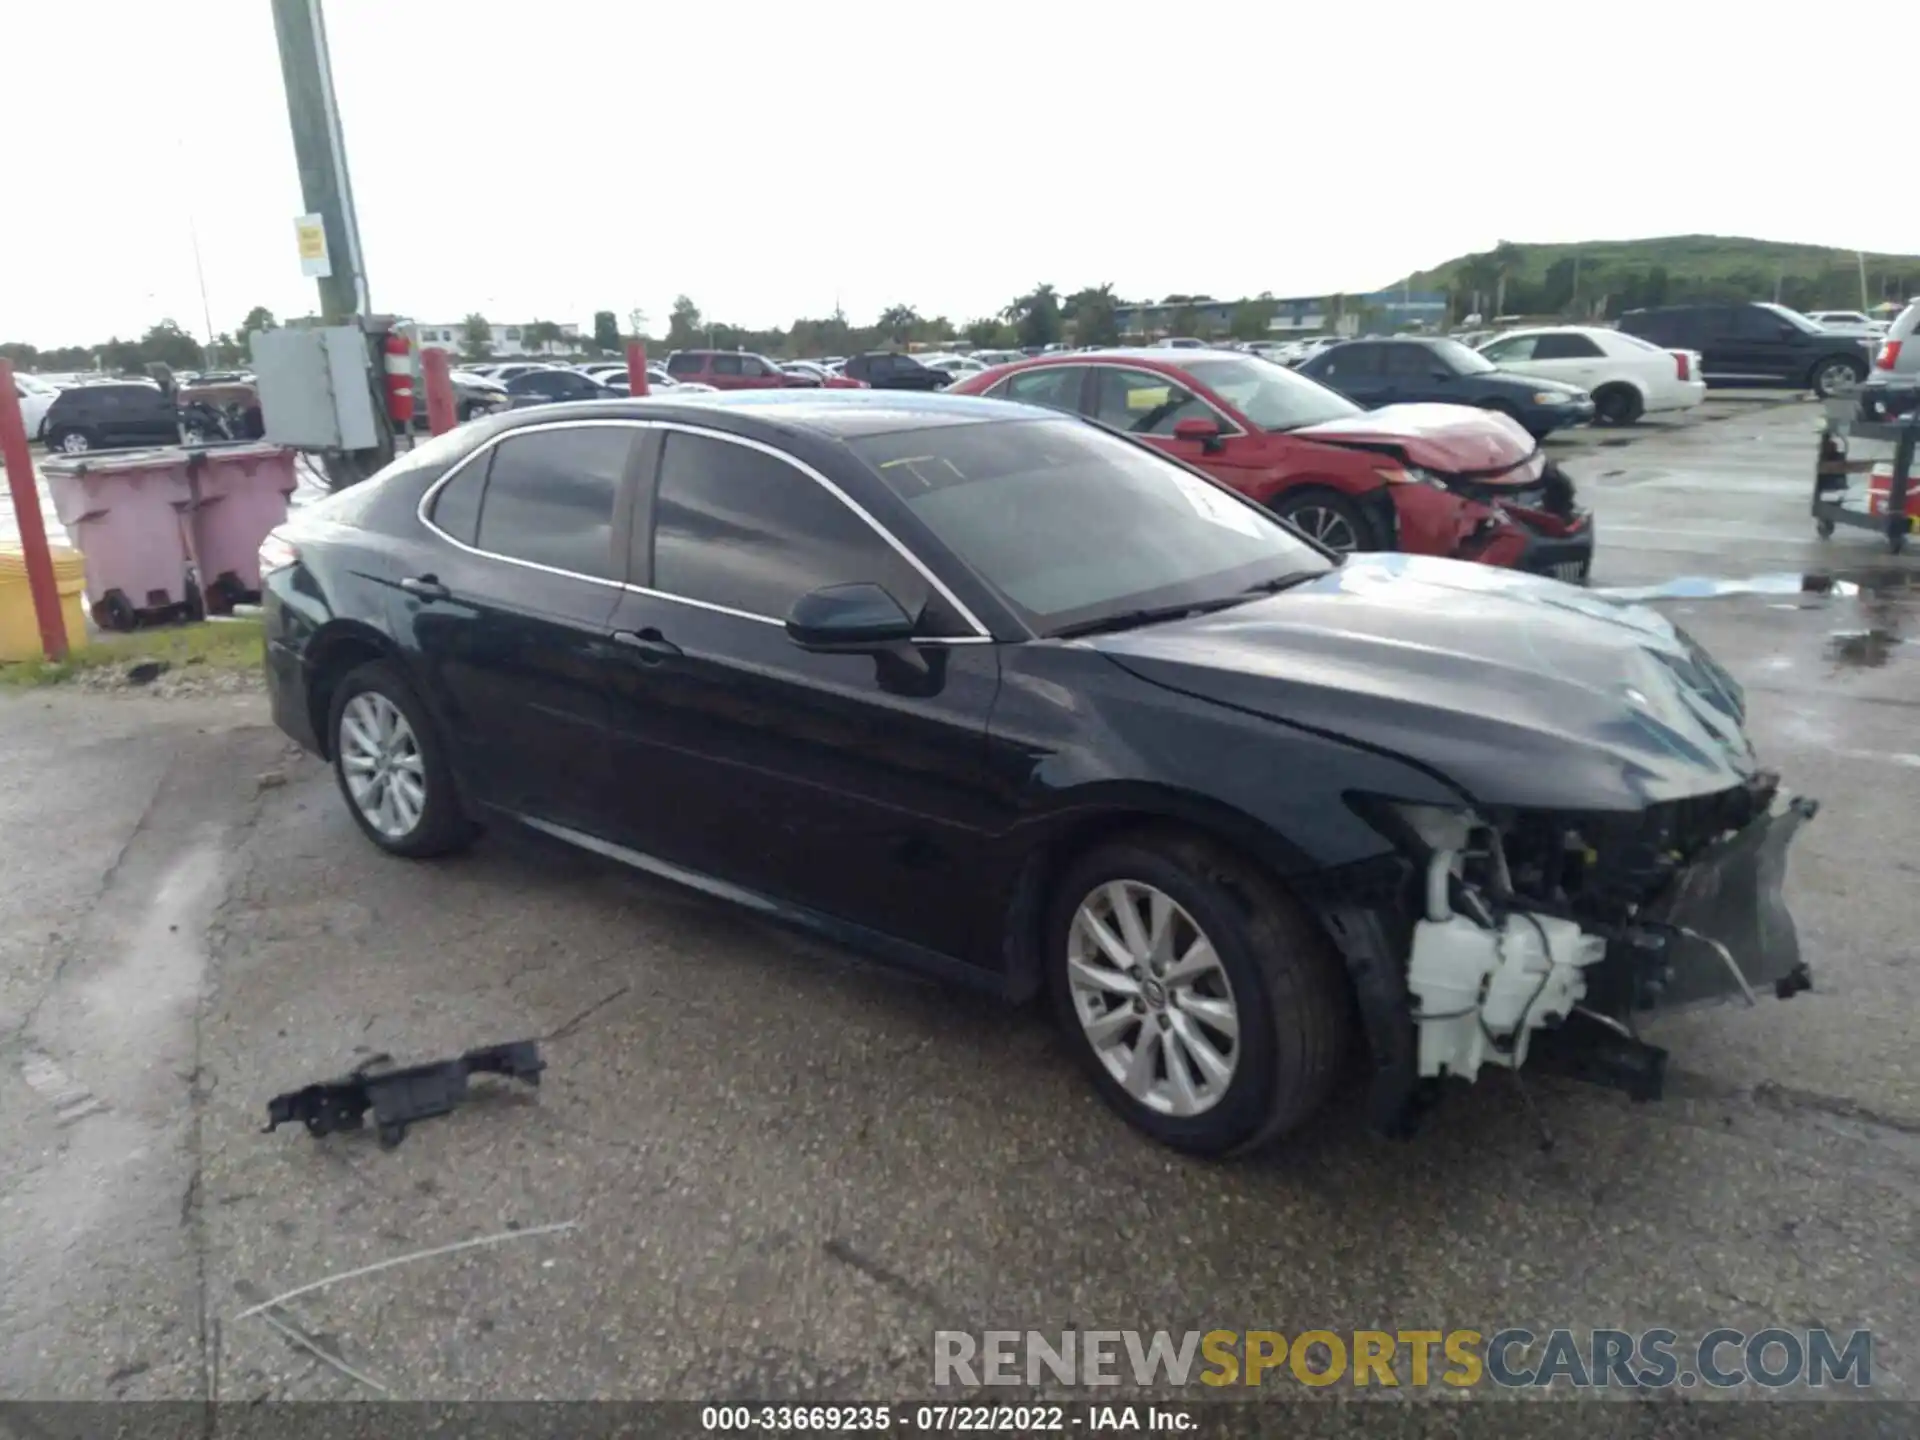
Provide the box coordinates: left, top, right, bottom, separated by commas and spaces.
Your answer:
600, 426, 1004, 960
398, 421, 640, 826
1084, 365, 1262, 484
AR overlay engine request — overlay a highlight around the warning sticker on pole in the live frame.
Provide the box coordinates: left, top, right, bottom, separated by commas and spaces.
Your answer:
295, 214, 332, 278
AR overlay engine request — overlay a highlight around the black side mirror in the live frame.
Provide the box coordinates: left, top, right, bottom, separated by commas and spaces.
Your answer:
786, 582, 917, 652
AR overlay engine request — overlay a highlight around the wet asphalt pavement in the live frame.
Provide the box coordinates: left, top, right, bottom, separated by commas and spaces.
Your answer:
1, 396, 1917, 1431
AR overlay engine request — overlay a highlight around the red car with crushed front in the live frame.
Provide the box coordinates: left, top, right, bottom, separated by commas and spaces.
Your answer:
948, 349, 1593, 578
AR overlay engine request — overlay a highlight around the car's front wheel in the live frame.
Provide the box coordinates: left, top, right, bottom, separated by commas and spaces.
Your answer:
49, 427, 93, 454
328, 660, 475, 858
1270, 487, 1375, 554
1046, 831, 1351, 1156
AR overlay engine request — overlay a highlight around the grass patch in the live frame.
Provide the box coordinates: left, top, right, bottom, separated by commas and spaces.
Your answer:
0, 617, 264, 688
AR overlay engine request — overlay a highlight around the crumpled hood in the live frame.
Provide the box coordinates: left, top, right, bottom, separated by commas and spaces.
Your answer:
1085, 553, 1759, 812
1290, 403, 1538, 476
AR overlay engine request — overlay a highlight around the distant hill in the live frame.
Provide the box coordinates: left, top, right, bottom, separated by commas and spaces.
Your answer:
1394, 235, 1920, 319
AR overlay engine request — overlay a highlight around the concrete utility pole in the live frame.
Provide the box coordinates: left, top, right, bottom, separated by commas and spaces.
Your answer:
270, 0, 369, 322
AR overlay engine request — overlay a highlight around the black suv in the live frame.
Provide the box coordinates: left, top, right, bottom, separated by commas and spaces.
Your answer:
41, 382, 187, 453
1616, 302, 1873, 397
841, 352, 951, 391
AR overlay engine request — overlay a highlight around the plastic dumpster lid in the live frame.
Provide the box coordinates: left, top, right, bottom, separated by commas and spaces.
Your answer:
41, 445, 193, 476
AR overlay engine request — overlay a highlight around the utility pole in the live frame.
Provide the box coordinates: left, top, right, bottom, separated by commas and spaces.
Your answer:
270, 0, 368, 322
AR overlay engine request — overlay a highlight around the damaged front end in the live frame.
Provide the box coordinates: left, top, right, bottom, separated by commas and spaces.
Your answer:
1350, 771, 1817, 1124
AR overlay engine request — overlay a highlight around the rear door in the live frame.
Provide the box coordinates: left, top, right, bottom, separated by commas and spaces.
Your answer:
1525, 331, 1607, 387
599, 426, 1003, 957
401, 421, 641, 826
990, 365, 1087, 415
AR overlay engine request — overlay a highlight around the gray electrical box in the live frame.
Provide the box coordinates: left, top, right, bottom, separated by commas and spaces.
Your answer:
253, 325, 381, 452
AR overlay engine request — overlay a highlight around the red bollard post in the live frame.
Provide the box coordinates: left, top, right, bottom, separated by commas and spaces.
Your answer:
0, 359, 69, 661
422, 347, 458, 435
626, 341, 649, 397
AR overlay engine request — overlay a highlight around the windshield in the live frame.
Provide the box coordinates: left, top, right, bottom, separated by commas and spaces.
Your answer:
1179, 356, 1360, 431
1428, 338, 1498, 373
854, 417, 1331, 636
1757, 303, 1823, 334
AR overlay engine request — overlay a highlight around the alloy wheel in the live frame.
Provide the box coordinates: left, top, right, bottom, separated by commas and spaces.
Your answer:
338, 692, 427, 839
1815, 362, 1856, 397
59, 431, 90, 453
1066, 880, 1240, 1117
1287, 505, 1358, 553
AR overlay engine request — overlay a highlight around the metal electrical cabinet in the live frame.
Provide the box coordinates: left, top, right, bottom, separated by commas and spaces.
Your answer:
253, 326, 382, 452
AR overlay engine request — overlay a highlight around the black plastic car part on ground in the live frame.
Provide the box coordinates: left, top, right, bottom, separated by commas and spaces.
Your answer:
1617, 302, 1874, 396
841, 352, 951, 390
1297, 337, 1595, 439
258, 390, 1815, 1155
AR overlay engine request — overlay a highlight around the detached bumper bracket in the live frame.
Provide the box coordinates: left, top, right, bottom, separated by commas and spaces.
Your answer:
263, 1040, 546, 1148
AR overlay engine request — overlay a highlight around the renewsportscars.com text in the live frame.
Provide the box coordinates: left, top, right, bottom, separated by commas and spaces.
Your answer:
933, 1327, 1874, 1390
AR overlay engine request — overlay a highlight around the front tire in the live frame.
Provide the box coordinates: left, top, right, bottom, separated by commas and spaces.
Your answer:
49, 427, 93, 454
1046, 831, 1351, 1156
328, 660, 475, 858
1270, 487, 1376, 554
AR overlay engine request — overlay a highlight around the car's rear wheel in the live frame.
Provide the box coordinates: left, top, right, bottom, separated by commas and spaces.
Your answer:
1810, 357, 1864, 398
1046, 831, 1351, 1156
49, 427, 92, 454
1270, 487, 1374, 554
1592, 383, 1644, 426
328, 660, 475, 859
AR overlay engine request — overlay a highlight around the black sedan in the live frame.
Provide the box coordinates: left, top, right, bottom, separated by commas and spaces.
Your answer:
1299, 336, 1595, 439
503, 367, 618, 408
260, 391, 1814, 1154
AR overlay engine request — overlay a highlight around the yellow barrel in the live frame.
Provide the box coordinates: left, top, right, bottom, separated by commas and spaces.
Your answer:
0, 545, 89, 662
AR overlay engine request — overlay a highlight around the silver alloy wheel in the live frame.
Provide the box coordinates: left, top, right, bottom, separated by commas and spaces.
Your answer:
1815, 361, 1855, 397
1066, 880, 1240, 1117
59, 430, 89, 453
1287, 505, 1358, 552
339, 692, 427, 839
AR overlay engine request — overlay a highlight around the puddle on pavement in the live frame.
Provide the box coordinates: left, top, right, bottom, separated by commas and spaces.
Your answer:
1597, 569, 1915, 670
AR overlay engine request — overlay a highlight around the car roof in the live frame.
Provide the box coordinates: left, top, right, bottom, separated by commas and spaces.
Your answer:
1486, 324, 1612, 339
475, 388, 1035, 442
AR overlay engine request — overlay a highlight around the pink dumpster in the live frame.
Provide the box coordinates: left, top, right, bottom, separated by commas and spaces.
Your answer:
44, 443, 298, 629
180, 443, 299, 612
44, 448, 196, 630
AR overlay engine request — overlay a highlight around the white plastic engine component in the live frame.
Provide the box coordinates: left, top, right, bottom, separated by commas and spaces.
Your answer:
1406, 854, 1608, 1082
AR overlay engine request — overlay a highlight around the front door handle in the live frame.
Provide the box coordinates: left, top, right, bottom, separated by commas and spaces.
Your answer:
400, 574, 450, 601
610, 628, 682, 663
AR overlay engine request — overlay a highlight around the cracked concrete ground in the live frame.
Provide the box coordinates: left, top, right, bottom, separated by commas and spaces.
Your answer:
1, 397, 1915, 1435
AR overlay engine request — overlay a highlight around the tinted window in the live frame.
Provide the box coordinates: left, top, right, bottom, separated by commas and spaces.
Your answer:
651, 431, 939, 626
472, 427, 630, 579
665, 353, 704, 376
854, 419, 1327, 635
1533, 332, 1604, 360
1315, 344, 1381, 378
1730, 307, 1788, 340
998, 366, 1084, 413
1090, 367, 1212, 433
709, 354, 744, 376
430, 465, 486, 546
1384, 345, 1437, 379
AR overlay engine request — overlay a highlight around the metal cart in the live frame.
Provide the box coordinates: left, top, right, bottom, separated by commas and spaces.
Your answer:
1813, 398, 1917, 555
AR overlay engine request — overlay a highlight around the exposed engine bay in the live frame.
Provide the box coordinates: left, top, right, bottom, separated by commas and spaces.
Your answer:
1389, 772, 1819, 1098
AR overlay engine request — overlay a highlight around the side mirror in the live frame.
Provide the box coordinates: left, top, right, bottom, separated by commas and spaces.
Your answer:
786, 582, 917, 652
1171, 416, 1224, 452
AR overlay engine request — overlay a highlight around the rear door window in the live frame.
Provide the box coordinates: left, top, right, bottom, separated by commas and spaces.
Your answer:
471, 426, 634, 580
996, 366, 1085, 414
1533, 333, 1604, 359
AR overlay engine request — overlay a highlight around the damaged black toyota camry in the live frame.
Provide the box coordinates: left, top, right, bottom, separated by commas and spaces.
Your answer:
260, 390, 1816, 1155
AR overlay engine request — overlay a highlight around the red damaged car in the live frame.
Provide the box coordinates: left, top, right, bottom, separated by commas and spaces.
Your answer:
948, 349, 1593, 578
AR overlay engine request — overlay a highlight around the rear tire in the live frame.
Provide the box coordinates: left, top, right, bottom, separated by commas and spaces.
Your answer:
1592, 384, 1644, 426
328, 660, 476, 859
1046, 830, 1351, 1156
1270, 487, 1376, 554
1811, 357, 1865, 398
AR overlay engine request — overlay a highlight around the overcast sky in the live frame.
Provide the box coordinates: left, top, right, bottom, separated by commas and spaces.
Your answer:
5, 1, 1909, 348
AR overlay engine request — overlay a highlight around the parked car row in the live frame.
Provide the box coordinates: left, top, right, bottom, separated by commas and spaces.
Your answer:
261, 384, 1816, 1157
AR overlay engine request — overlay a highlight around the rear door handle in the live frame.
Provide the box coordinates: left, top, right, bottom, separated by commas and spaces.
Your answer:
400, 574, 450, 600
610, 628, 682, 663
